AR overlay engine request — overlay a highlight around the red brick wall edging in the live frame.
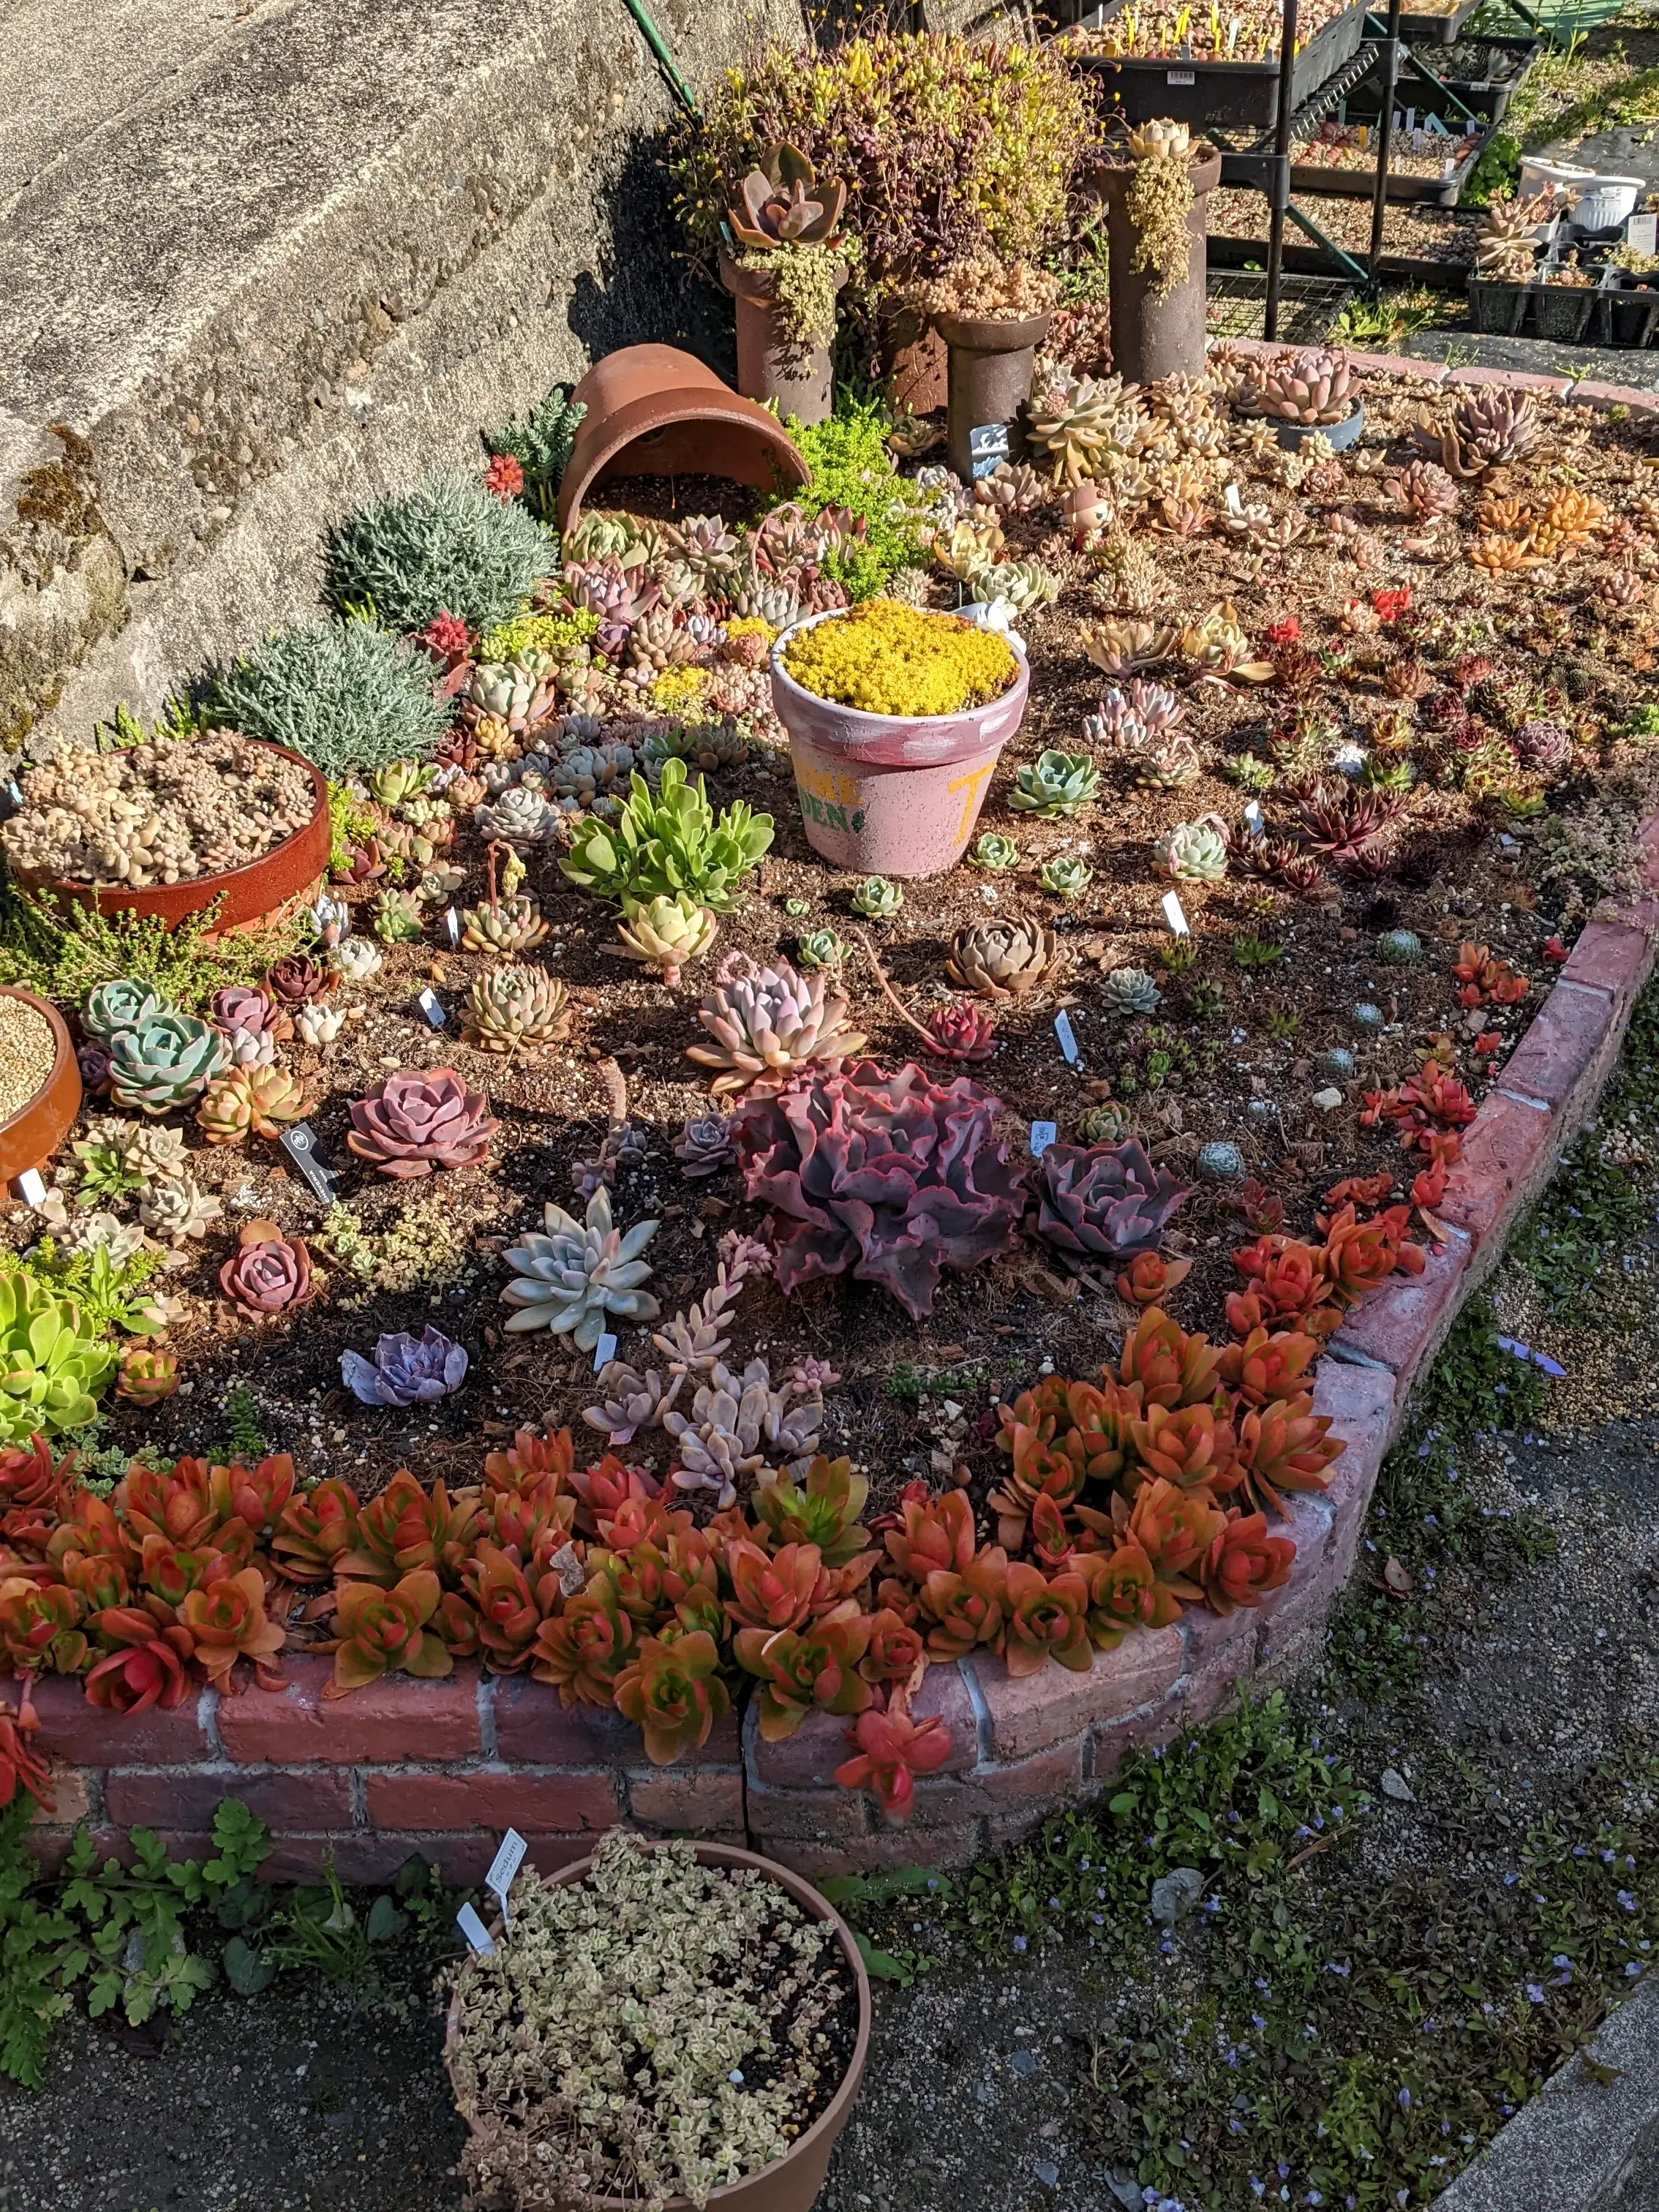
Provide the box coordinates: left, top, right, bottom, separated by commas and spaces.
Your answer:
24, 375, 1659, 1881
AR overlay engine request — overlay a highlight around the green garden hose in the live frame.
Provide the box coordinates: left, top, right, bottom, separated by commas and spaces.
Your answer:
619, 0, 699, 113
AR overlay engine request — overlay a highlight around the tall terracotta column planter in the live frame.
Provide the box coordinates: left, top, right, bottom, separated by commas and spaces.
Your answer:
933, 309, 1053, 482
1096, 146, 1222, 384
718, 247, 849, 426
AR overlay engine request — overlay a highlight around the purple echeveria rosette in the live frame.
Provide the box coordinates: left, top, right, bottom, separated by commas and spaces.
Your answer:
340, 1327, 470, 1407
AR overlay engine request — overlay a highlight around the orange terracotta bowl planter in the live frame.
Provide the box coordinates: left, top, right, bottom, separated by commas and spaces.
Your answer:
10, 742, 331, 936
444, 1841, 871, 2212
0, 989, 82, 1188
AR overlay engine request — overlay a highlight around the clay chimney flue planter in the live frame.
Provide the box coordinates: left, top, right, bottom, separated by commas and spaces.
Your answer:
557, 345, 810, 533
933, 309, 1054, 484
1096, 146, 1222, 384
718, 247, 849, 425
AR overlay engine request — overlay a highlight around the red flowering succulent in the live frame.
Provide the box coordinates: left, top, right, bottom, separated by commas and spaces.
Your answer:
0, 1681, 51, 1810
1200, 1511, 1295, 1613
1077, 1538, 1183, 1644
1216, 1326, 1321, 1407
1320, 1203, 1426, 1305
1116, 1252, 1192, 1308
1453, 941, 1528, 1007
1227, 1236, 1340, 1340
835, 1699, 953, 1821
917, 1546, 1010, 1659
614, 1630, 731, 1764
922, 1001, 998, 1062
1001, 1562, 1094, 1677
484, 453, 525, 503
737, 1600, 873, 1738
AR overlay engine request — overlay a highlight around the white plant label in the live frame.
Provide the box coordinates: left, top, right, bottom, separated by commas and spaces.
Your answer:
1629, 213, 1658, 254
592, 1331, 618, 1372
1053, 1011, 1079, 1064
443, 907, 462, 948
417, 988, 446, 1029
456, 1903, 495, 1955
486, 1829, 528, 1929
1028, 1121, 1058, 1159
1243, 800, 1265, 835
13, 1169, 46, 1208
1162, 891, 1191, 936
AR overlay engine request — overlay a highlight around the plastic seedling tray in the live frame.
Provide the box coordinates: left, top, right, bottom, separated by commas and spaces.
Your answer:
1343, 34, 1543, 123
1069, 0, 1370, 128
1466, 274, 1530, 334
1288, 123, 1489, 203
1530, 269, 1597, 341
1393, 0, 1482, 44
1599, 270, 1659, 349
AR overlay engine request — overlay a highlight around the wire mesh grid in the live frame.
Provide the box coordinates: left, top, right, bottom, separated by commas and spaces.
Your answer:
1205, 268, 1357, 342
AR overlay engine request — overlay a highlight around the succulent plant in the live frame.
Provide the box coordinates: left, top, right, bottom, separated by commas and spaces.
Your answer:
208, 985, 290, 1069
116, 1344, 180, 1407
139, 1174, 223, 1247
1135, 740, 1201, 790
1009, 750, 1100, 819
946, 921, 1063, 1001
726, 141, 847, 249
1040, 856, 1092, 898
83, 979, 169, 1045
966, 560, 1061, 614
461, 895, 549, 957
1375, 928, 1423, 966
500, 1188, 661, 1347
614, 893, 718, 985
551, 742, 638, 812
219, 1219, 315, 1315
108, 1012, 233, 1115
120, 1123, 189, 1184
1352, 1001, 1385, 1031
1386, 459, 1459, 524
974, 462, 1049, 516
294, 1001, 347, 1050
1080, 620, 1178, 677
332, 937, 385, 982
687, 957, 868, 1096
347, 1068, 497, 1177
851, 876, 903, 919
1195, 1140, 1246, 1183
971, 832, 1021, 871
730, 1063, 1028, 1320
1102, 966, 1163, 1016
77, 1040, 113, 1096
674, 1114, 738, 1179
1516, 718, 1573, 775
1241, 347, 1355, 427
462, 967, 571, 1057
1086, 680, 1184, 751
1295, 780, 1405, 862
474, 783, 561, 851
0, 1269, 118, 1441
372, 889, 426, 944
1033, 1138, 1190, 1264
1025, 364, 1130, 486
917, 1001, 995, 1063
794, 928, 847, 972
323, 473, 553, 636
1178, 604, 1274, 685
341, 1327, 470, 1407
197, 1065, 309, 1144
1413, 385, 1538, 481
1319, 1046, 1357, 1080
560, 761, 772, 912
1153, 817, 1228, 884
1077, 1100, 1135, 1144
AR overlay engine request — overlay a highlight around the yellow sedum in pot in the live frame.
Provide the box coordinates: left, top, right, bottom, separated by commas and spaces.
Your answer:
782, 601, 1018, 718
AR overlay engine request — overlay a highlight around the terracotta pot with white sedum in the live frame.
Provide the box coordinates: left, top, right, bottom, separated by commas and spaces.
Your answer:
770, 601, 1031, 878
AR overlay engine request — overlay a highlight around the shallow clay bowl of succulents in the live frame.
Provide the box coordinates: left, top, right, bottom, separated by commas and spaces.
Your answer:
0, 988, 82, 1189
443, 1841, 871, 2212
11, 741, 330, 936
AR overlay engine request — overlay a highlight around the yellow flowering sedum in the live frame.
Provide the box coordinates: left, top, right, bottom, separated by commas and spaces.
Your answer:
782, 602, 1018, 718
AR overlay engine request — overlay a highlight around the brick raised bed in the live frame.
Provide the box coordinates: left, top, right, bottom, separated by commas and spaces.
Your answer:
22, 372, 1659, 1884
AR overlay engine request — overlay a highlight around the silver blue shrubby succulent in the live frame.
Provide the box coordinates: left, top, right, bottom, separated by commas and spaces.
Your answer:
339, 1326, 469, 1407
499, 1187, 660, 1347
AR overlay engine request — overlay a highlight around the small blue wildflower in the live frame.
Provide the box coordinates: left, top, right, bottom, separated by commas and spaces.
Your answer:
1012, 1935, 1027, 1952
1526, 1984, 1545, 2003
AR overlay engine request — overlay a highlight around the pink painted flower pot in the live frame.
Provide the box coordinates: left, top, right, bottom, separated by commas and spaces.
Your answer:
769, 609, 1030, 879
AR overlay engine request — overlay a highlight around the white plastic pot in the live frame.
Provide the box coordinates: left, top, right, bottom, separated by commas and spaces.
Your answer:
1571, 176, 1644, 233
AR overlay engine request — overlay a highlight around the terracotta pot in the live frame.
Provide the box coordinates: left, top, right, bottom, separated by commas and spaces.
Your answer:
11, 742, 329, 934
443, 1841, 871, 2212
933, 309, 1053, 484
770, 607, 1030, 878
1096, 148, 1222, 385
718, 248, 848, 426
557, 345, 810, 532
0, 989, 81, 1189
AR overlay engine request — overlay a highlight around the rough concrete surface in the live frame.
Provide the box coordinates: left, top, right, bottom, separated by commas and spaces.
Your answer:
0, 0, 805, 745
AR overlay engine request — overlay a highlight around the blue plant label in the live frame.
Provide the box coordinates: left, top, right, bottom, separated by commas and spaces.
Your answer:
417, 987, 447, 1030
456, 1902, 495, 1955
968, 424, 1011, 479
1053, 1011, 1080, 1064
486, 1829, 528, 1928
1161, 891, 1191, 936
1029, 1120, 1058, 1158
592, 1331, 618, 1372
443, 907, 461, 948
278, 1123, 339, 1204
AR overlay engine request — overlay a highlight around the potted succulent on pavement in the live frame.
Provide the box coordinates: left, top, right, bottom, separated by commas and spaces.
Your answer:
921, 254, 1058, 484
1091, 120, 1222, 383
720, 144, 853, 426
445, 1830, 870, 2212
1235, 345, 1363, 454
771, 599, 1030, 876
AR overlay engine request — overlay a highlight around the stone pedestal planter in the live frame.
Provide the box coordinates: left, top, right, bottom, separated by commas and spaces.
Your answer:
719, 247, 848, 426
770, 607, 1031, 877
933, 309, 1054, 482
1096, 146, 1223, 384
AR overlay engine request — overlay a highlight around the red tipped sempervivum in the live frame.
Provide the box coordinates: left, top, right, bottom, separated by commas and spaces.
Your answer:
923, 1001, 997, 1062
347, 1069, 497, 1178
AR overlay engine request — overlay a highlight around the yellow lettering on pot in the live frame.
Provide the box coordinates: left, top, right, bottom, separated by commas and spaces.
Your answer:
946, 763, 994, 840
794, 761, 861, 808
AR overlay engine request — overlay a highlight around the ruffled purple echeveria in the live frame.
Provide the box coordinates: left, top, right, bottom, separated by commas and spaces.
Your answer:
219, 1219, 315, 1314
210, 985, 289, 1064
347, 1069, 497, 1178
77, 1040, 113, 1097
1033, 1139, 1190, 1264
340, 1327, 469, 1407
729, 1060, 1028, 1322
674, 1114, 737, 1179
